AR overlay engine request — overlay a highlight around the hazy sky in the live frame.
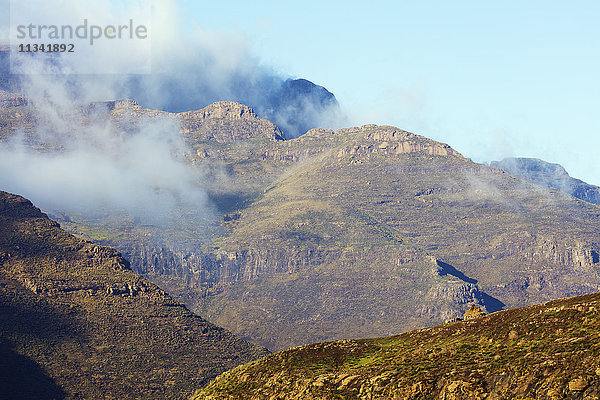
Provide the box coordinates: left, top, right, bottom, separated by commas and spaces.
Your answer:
2, 1, 599, 184
186, 1, 600, 184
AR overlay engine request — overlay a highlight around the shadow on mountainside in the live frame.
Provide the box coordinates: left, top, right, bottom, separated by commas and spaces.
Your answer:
436, 260, 505, 313
0, 339, 66, 400
207, 191, 259, 215
0, 275, 85, 399
437, 261, 478, 284
479, 292, 505, 314
0, 277, 85, 342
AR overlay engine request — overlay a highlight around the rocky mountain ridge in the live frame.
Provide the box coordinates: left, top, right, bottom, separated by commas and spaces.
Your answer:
0, 191, 267, 399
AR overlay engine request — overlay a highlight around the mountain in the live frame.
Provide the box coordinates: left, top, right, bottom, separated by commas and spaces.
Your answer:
179, 124, 600, 350
1, 42, 341, 140
2, 99, 600, 353
131, 76, 341, 139
0, 191, 267, 399
264, 78, 341, 138
491, 157, 600, 205
194, 291, 600, 399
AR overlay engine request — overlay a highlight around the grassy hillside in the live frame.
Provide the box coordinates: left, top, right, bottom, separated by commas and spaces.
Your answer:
195, 291, 600, 399
0, 191, 268, 399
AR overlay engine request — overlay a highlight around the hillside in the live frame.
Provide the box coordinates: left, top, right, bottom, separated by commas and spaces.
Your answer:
492, 157, 600, 205
182, 124, 600, 350
195, 291, 600, 399
0, 191, 267, 399
2, 98, 600, 352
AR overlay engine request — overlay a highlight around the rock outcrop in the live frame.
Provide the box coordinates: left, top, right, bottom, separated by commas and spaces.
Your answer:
463, 304, 486, 320
0, 90, 28, 108
336, 125, 463, 158
178, 101, 285, 143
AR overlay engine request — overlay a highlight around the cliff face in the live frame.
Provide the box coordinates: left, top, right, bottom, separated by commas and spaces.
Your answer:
194, 291, 600, 400
0, 191, 268, 399
182, 124, 600, 350
335, 125, 462, 158
2, 98, 600, 352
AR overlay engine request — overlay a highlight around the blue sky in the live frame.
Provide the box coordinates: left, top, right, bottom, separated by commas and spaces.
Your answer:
185, 0, 600, 184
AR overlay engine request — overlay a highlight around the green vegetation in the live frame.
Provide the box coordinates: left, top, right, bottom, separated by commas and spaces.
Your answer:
195, 292, 600, 399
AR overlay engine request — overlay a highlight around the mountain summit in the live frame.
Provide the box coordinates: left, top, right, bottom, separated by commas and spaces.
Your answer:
265, 78, 341, 138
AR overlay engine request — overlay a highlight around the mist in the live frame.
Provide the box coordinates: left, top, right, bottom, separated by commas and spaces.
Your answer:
0, 100, 209, 224
0, 0, 347, 226
4, 0, 345, 139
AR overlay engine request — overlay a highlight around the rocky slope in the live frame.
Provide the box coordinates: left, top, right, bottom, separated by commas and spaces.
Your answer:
2, 99, 600, 352
0, 191, 267, 399
492, 157, 600, 205
183, 124, 600, 350
195, 291, 600, 399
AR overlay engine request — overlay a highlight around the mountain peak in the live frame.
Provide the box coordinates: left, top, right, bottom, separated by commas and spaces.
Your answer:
178, 101, 285, 142
180, 101, 258, 121
263, 78, 342, 138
